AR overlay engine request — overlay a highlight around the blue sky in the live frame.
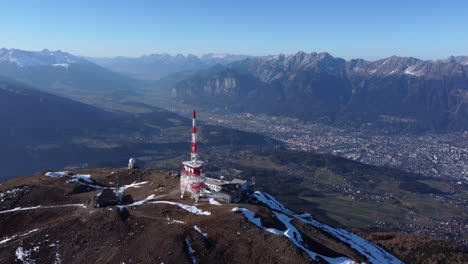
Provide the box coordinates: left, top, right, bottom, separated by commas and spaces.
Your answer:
1, 0, 467, 60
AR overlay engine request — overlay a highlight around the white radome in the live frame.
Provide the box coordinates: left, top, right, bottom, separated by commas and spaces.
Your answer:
129, 158, 136, 165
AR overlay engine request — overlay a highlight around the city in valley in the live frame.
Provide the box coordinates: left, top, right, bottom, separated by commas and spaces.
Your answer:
198, 109, 467, 181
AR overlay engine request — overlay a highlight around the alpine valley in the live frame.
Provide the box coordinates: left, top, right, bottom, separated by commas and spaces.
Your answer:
0, 48, 467, 264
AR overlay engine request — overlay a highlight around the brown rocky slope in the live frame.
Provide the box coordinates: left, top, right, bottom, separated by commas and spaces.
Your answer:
1, 168, 405, 263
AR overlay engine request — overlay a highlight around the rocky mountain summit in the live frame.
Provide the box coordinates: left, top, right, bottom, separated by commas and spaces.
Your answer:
0, 168, 402, 264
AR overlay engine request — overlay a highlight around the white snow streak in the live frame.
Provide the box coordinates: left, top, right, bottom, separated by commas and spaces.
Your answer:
253, 192, 403, 264
185, 238, 197, 264
72, 175, 93, 183
116, 181, 148, 200
69, 179, 102, 189
0, 229, 39, 245
166, 217, 185, 224
0, 204, 86, 214
116, 194, 160, 209
52, 63, 69, 68
404, 66, 424, 76
193, 225, 208, 238
238, 208, 354, 264
151, 201, 211, 215
386, 70, 397, 76
208, 198, 221, 206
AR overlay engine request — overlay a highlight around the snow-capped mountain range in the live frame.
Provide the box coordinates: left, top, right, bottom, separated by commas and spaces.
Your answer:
0, 48, 89, 68
175, 51, 468, 131
1, 48, 467, 131
235, 51, 468, 81
0, 48, 138, 94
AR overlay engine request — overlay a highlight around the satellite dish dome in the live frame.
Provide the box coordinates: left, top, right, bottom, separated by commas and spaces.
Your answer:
129, 158, 136, 165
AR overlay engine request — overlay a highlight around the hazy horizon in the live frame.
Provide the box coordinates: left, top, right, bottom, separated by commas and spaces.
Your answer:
2, 46, 467, 62
1, 0, 467, 60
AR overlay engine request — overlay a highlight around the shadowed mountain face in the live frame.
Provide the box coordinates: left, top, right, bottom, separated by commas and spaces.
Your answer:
174, 52, 468, 131
0, 76, 129, 178
0, 48, 139, 95
0, 76, 119, 146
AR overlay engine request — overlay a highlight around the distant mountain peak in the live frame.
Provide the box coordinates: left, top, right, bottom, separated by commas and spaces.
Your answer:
0, 48, 88, 67
88, 52, 253, 80
439, 55, 468, 65
175, 51, 468, 131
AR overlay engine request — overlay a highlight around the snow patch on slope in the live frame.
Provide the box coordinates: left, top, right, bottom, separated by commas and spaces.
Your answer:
52, 63, 69, 68
404, 66, 424, 76
15, 246, 35, 264
208, 198, 221, 206
166, 217, 185, 224
253, 192, 403, 264
0, 204, 86, 214
151, 201, 211, 215
185, 238, 197, 264
68, 179, 102, 189
238, 208, 353, 264
194, 225, 208, 238
45, 171, 92, 183
45, 171, 102, 189
116, 194, 161, 209
116, 181, 148, 200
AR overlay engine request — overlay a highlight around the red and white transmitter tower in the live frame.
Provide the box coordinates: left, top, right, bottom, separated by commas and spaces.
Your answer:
180, 110, 206, 202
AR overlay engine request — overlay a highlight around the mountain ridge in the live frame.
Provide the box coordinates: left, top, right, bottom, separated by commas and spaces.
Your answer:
0, 48, 140, 95
0, 48, 90, 67
174, 51, 468, 131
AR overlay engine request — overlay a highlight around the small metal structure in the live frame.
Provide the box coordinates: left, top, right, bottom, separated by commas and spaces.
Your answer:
180, 110, 206, 202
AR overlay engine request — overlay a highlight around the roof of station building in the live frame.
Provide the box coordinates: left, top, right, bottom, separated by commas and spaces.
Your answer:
182, 160, 204, 168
